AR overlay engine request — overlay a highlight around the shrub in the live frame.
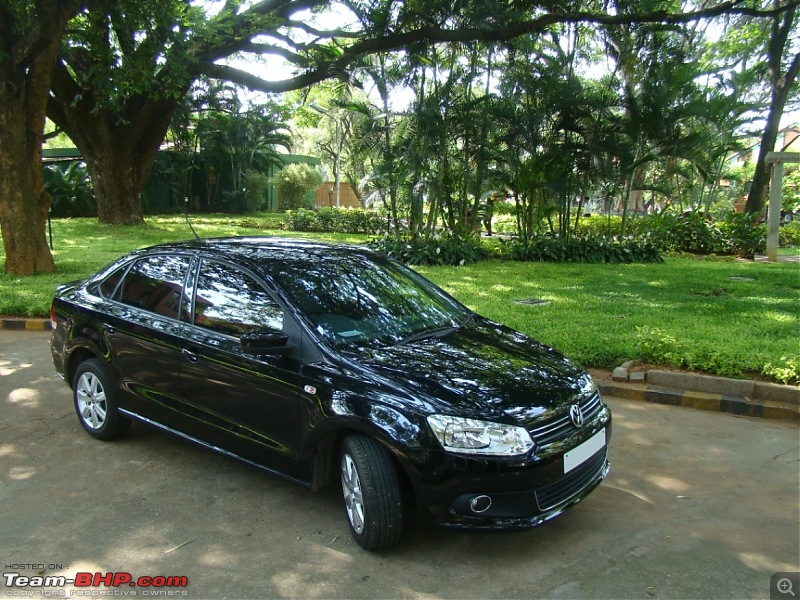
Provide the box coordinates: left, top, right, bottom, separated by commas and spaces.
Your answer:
219, 190, 247, 213
780, 221, 800, 247
646, 211, 725, 254
45, 162, 96, 217
575, 215, 626, 238
505, 236, 663, 264
715, 212, 766, 258
369, 234, 490, 266
635, 327, 744, 379
762, 355, 800, 386
275, 163, 322, 210
637, 210, 766, 257
492, 214, 518, 235
243, 170, 271, 213
284, 207, 386, 234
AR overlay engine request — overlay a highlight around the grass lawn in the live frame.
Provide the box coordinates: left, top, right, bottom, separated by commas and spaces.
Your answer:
2, 215, 798, 382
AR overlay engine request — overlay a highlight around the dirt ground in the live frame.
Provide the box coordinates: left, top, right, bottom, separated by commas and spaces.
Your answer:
1, 330, 798, 599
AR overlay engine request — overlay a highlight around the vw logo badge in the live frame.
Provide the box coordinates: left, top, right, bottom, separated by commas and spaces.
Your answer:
569, 404, 584, 428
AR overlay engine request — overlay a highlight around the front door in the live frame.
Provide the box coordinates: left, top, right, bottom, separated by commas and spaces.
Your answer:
178, 259, 305, 480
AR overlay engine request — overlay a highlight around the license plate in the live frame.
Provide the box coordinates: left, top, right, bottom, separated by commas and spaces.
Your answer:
564, 428, 606, 474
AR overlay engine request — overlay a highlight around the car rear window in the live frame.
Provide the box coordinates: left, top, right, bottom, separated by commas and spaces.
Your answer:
115, 255, 191, 319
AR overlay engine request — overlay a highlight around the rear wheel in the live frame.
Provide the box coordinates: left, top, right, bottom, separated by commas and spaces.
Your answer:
73, 359, 130, 440
339, 434, 403, 551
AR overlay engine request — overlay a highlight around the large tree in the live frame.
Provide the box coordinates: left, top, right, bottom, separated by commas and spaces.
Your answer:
48, 0, 800, 225
0, 0, 88, 274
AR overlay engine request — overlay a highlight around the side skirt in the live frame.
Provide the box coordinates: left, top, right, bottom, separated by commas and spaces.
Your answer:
118, 409, 312, 490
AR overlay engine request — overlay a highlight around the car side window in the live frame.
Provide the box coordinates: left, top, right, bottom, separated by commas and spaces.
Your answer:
115, 255, 190, 319
193, 260, 283, 337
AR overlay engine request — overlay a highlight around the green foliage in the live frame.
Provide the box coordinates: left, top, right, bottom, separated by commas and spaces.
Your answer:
780, 221, 800, 247
44, 163, 96, 217
369, 234, 490, 266
636, 210, 766, 258
505, 236, 663, 264
492, 214, 519, 235
640, 211, 723, 254
784, 164, 800, 214
575, 215, 626, 238
275, 164, 322, 210
198, 101, 292, 205
762, 355, 800, 386
715, 212, 767, 257
284, 208, 386, 234
635, 326, 745, 379
243, 170, 271, 213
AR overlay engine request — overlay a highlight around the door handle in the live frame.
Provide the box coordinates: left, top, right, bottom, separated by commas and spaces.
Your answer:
103, 324, 115, 335
181, 348, 199, 363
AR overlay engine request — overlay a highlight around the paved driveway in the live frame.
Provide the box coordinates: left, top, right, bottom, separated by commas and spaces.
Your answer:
1, 330, 798, 599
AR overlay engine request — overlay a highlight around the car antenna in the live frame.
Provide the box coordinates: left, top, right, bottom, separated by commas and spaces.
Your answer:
182, 196, 200, 241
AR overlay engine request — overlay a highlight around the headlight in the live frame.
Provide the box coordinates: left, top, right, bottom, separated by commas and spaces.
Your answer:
427, 414, 535, 456
579, 373, 597, 398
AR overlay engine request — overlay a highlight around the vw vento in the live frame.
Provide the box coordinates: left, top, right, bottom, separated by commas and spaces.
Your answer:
50, 237, 611, 550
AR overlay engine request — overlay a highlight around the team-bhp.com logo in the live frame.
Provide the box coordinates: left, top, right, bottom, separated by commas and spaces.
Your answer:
4, 571, 188, 591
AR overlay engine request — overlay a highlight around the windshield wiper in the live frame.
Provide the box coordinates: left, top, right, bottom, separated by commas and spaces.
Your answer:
395, 325, 459, 347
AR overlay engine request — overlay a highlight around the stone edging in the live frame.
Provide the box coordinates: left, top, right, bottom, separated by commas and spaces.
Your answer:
0, 318, 53, 331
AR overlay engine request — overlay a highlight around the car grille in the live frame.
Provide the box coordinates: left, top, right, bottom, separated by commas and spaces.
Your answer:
535, 448, 607, 511
528, 392, 603, 446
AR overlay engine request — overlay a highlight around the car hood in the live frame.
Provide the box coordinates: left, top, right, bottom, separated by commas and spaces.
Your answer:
351, 318, 588, 424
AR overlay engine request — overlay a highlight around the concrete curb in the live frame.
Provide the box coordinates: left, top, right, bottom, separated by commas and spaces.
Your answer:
0, 318, 53, 331
597, 367, 800, 422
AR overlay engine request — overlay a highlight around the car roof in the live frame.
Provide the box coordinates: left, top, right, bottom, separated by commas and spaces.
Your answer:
131, 236, 377, 267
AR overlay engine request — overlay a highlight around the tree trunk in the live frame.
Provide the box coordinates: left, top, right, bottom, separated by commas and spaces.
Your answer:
0, 115, 54, 274
85, 149, 149, 224
49, 64, 179, 224
744, 5, 800, 214
0, 1, 84, 275
744, 98, 785, 215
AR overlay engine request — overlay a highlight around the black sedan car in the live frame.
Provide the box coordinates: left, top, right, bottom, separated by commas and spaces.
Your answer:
50, 237, 611, 550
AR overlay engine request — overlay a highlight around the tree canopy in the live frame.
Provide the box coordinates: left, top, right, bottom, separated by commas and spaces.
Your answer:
1, 0, 799, 274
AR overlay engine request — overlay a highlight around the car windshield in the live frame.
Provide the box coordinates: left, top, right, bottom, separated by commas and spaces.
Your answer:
266, 251, 469, 349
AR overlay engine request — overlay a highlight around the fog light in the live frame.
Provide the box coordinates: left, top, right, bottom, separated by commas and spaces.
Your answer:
469, 495, 492, 513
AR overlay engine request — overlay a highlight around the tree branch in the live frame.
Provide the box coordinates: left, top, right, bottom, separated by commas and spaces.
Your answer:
238, 41, 311, 66
285, 19, 361, 39
201, 0, 800, 96
202, 63, 329, 93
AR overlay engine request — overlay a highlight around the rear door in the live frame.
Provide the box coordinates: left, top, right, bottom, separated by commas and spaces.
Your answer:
178, 258, 305, 479
102, 253, 191, 427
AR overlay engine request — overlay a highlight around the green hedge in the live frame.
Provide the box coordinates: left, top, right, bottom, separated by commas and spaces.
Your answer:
284, 207, 386, 234
576, 212, 766, 258
504, 236, 664, 264
368, 234, 490, 266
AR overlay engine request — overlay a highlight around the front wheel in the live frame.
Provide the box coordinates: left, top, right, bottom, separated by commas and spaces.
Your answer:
339, 434, 403, 551
73, 359, 130, 440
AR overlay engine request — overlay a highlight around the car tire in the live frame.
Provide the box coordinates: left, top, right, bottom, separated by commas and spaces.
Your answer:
339, 434, 403, 551
73, 358, 131, 440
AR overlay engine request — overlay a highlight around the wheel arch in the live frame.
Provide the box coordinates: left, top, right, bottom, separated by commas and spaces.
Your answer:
308, 423, 415, 495
65, 344, 107, 389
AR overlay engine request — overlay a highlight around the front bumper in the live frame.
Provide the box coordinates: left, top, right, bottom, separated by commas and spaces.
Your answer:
439, 449, 609, 530
406, 407, 611, 530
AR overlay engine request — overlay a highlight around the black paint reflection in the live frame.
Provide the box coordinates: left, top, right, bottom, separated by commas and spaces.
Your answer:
269, 253, 468, 348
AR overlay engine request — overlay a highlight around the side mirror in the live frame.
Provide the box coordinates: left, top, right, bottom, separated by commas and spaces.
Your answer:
240, 329, 290, 355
